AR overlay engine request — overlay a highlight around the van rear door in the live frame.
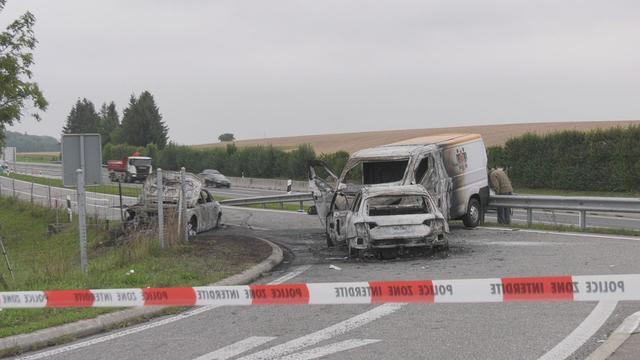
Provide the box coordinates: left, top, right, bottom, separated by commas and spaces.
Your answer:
308, 160, 338, 225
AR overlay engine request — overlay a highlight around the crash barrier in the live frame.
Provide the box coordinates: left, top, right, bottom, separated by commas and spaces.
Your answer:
2, 273, 639, 308
489, 194, 640, 230
227, 176, 308, 192
0, 176, 138, 221
219, 193, 314, 211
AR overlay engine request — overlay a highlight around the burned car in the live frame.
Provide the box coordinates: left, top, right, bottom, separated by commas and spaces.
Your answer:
325, 185, 448, 258
125, 170, 222, 238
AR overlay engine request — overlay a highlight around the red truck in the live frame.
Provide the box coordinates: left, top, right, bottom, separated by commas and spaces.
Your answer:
107, 152, 153, 183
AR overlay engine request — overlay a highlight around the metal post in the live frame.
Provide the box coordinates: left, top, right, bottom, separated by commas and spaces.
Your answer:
527, 208, 533, 227
12, 178, 15, 198
118, 180, 124, 222
157, 168, 165, 248
299, 200, 304, 213
579, 210, 587, 230
0, 236, 14, 281
180, 167, 188, 241
77, 169, 88, 274
48, 184, 52, 208
30, 182, 34, 203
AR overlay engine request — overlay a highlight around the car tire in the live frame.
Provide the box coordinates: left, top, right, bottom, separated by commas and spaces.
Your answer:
463, 198, 481, 228
325, 215, 335, 247
187, 216, 198, 240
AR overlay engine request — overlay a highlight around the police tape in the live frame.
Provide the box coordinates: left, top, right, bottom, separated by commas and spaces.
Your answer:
1, 274, 638, 309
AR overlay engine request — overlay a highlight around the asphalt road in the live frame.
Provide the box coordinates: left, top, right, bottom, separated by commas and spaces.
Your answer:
14, 206, 640, 360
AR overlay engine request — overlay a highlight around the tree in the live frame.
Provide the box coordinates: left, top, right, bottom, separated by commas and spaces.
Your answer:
62, 98, 99, 134
218, 133, 235, 142
97, 101, 119, 145
0, 0, 48, 147
120, 91, 169, 148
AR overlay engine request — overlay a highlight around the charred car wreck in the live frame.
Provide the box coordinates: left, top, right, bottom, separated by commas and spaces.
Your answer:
309, 133, 489, 257
125, 171, 222, 238
332, 185, 448, 258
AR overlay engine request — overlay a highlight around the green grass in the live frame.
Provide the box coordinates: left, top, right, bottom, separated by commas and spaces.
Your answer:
483, 221, 640, 237
516, 187, 640, 198
16, 154, 60, 163
2, 173, 141, 198
0, 197, 259, 338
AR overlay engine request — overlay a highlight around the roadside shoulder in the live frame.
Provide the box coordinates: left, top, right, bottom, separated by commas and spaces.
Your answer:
0, 237, 283, 357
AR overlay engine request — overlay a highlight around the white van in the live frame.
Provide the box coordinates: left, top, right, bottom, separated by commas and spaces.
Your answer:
309, 133, 489, 244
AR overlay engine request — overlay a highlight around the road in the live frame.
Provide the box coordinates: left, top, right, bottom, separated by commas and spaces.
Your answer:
12, 205, 640, 360
9, 161, 640, 231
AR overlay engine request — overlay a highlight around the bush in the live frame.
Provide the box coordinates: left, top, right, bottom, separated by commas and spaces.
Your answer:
491, 125, 640, 192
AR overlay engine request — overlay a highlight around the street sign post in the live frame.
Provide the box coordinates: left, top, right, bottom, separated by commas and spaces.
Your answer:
61, 134, 101, 274
61, 134, 102, 187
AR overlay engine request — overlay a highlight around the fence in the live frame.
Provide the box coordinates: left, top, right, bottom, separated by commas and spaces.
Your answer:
488, 194, 640, 229
227, 176, 308, 192
0, 176, 140, 222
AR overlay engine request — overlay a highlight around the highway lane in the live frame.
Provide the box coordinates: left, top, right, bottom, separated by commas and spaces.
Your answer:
15, 206, 640, 360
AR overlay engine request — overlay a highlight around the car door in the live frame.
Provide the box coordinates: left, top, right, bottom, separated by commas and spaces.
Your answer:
198, 190, 217, 231
308, 160, 339, 225
327, 192, 353, 244
415, 153, 452, 218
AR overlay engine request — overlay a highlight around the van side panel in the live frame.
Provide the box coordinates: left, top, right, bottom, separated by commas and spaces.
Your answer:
441, 139, 488, 219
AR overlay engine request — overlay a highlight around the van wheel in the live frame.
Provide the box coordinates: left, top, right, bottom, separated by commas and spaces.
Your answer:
463, 198, 481, 228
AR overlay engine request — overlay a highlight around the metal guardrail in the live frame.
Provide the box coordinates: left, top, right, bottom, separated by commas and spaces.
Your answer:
489, 194, 640, 229
219, 193, 314, 211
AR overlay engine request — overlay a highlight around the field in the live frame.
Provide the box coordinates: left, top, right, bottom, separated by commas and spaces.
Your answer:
194, 120, 640, 154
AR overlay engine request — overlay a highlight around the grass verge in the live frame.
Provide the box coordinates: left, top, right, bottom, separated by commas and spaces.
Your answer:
16, 153, 60, 163
0, 196, 269, 338
2, 173, 141, 198
483, 221, 640, 237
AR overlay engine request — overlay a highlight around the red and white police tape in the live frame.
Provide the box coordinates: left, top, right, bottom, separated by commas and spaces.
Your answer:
1, 274, 639, 309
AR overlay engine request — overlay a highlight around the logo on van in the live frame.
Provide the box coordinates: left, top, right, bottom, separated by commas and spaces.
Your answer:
455, 147, 468, 172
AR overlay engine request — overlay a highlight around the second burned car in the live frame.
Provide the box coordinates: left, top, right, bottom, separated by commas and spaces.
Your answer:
326, 184, 449, 258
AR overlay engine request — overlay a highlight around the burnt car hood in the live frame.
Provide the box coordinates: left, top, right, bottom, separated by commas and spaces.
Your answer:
143, 171, 202, 208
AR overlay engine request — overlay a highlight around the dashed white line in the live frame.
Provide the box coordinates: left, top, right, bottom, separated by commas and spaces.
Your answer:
193, 336, 277, 360
276, 339, 381, 360
236, 303, 405, 360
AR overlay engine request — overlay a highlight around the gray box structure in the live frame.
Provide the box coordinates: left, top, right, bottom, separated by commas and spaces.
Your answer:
1, 147, 16, 162
62, 134, 102, 187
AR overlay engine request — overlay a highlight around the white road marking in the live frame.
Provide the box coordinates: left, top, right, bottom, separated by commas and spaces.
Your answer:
585, 311, 640, 360
270, 265, 312, 284
193, 336, 277, 360
538, 301, 618, 360
236, 303, 405, 360
482, 226, 640, 242
276, 339, 381, 360
17, 266, 313, 360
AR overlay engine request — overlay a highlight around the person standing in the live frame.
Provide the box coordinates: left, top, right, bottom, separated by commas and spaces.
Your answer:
489, 167, 513, 224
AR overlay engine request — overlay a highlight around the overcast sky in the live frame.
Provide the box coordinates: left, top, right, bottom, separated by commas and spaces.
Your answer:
2, 1, 639, 144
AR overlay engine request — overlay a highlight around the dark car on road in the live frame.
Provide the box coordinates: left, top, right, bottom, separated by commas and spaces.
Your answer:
199, 169, 231, 188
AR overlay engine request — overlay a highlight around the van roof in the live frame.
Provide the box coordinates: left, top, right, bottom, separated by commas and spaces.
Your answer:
350, 133, 481, 159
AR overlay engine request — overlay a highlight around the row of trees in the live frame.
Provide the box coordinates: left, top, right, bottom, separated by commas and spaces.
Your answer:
103, 142, 350, 180
62, 91, 169, 148
487, 126, 640, 192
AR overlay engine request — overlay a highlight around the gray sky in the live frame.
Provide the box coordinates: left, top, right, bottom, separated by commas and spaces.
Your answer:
2, 0, 639, 145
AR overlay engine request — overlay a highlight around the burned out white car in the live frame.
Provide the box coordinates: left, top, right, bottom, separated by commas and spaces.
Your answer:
326, 185, 449, 258
126, 171, 222, 237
